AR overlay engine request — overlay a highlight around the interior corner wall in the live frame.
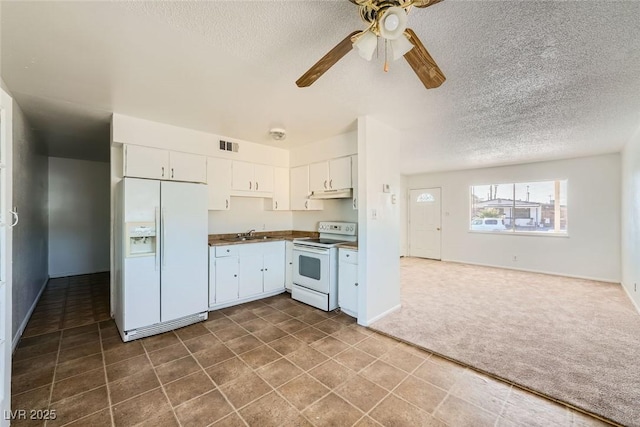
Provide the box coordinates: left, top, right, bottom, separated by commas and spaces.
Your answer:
399, 175, 408, 257
621, 128, 640, 310
49, 157, 110, 277
12, 98, 49, 339
405, 153, 621, 282
356, 117, 401, 326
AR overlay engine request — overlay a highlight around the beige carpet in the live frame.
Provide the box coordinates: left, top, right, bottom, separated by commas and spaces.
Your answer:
370, 258, 640, 427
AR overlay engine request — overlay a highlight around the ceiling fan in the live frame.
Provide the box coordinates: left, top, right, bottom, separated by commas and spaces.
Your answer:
296, 0, 446, 90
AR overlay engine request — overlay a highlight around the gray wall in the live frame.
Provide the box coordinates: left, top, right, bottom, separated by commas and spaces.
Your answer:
12, 99, 49, 338
49, 157, 109, 277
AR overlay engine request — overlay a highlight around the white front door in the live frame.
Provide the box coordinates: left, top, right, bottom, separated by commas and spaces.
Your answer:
0, 88, 14, 427
409, 188, 441, 260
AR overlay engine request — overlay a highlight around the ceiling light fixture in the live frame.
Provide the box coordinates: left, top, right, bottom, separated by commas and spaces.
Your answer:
352, 5, 413, 72
269, 128, 286, 141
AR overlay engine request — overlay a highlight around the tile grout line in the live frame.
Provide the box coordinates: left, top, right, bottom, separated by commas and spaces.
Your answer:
43, 278, 68, 427
98, 323, 116, 427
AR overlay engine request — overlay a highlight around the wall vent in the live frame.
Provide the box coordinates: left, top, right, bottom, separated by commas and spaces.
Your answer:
219, 140, 239, 153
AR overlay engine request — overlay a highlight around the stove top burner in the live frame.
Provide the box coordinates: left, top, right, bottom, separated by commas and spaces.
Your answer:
302, 238, 348, 245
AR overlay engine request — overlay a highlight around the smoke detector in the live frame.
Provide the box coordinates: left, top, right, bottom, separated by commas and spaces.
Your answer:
269, 128, 286, 141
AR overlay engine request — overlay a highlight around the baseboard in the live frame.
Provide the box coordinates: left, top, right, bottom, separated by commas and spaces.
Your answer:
621, 282, 640, 315
360, 303, 401, 327
12, 276, 49, 352
442, 258, 620, 284
49, 269, 109, 279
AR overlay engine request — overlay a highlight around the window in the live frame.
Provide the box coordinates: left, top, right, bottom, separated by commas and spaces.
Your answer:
470, 180, 568, 234
416, 192, 435, 203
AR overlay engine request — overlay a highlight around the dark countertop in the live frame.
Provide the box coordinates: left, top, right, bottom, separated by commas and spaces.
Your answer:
208, 230, 319, 247
337, 242, 358, 250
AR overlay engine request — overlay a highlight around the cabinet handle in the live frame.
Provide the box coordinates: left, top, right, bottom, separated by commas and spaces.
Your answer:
171, 168, 174, 179
355, 283, 358, 287
324, 180, 327, 189
289, 262, 292, 265
346, 254, 350, 257
225, 199, 229, 209
275, 201, 278, 209
261, 269, 264, 272
226, 249, 230, 253
330, 179, 333, 189
353, 198, 357, 209
161, 167, 165, 177
305, 201, 308, 209
256, 181, 259, 191
265, 268, 268, 271
234, 274, 237, 277
249, 181, 252, 190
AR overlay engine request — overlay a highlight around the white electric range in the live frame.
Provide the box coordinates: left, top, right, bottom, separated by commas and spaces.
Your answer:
292, 221, 357, 311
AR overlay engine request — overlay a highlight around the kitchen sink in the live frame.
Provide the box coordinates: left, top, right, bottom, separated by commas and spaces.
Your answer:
221, 236, 273, 242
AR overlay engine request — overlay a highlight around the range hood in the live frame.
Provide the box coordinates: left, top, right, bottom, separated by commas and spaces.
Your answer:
309, 188, 353, 200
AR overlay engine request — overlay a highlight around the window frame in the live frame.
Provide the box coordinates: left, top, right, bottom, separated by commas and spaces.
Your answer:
469, 179, 569, 237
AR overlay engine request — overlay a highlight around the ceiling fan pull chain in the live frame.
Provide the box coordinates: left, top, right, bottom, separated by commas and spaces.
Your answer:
384, 39, 389, 72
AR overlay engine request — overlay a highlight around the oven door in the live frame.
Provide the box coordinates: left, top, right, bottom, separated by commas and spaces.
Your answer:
293, 246, 330, 293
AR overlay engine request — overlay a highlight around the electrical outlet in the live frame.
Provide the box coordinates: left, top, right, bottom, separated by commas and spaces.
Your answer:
371, 209, 377, 220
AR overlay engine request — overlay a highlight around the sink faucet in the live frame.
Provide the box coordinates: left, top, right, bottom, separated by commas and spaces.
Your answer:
245, 229, 256, 238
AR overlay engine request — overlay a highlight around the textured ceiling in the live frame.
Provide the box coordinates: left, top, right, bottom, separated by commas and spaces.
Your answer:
2, 1, 639, 172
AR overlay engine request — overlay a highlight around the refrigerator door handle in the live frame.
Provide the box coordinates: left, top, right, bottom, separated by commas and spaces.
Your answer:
161, 207, 166, 268
155, 207, 160, 270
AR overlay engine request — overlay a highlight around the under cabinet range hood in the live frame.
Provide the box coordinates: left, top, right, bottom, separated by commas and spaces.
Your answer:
309, 188, 353, 199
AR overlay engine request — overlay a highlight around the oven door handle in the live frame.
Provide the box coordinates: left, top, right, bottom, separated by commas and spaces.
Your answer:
293, 246, 330, 255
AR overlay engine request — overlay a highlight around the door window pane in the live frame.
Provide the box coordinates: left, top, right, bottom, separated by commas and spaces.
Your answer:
416, 193, 435, 203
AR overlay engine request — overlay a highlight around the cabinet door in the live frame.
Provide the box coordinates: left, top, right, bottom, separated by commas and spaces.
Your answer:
169, 152, 207, 183
264, 252, 285, 293
351, 155, 358, 210
272, 167, 290, 210
329, 157, 352, 190
124, 145, 169, 180
232, 161, 254, 191
207, 158, 232, 210
285, 241, 293, 291
239, 255, 263, 298
215, 257, 239, 304
309, 162, 329, 193
253, 164, 274, 193
338, 261, 358, 317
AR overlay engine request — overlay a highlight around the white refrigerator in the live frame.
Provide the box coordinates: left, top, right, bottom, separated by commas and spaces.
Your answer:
114, 178, 208, 341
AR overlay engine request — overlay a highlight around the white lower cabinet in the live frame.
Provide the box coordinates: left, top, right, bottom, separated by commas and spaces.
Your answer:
212, 256, 239, 305
209, 241, 286, 309
338, 248, 358, 318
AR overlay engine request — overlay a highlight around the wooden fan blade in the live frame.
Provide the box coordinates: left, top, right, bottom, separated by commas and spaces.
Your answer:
296, 31, 360, 88
412, 0, 444, 8
403, 28, 446, 89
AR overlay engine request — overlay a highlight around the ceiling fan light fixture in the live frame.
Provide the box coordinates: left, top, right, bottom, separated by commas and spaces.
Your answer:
378, 6, 407, 40
390, 34, 414, 61
353, 30, 378, 61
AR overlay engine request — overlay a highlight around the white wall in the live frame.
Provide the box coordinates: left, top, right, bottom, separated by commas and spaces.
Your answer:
292, 199, 357, 232
405, 154, 621, 282
49, 157, 110, 277
621, 127, 640, 310
208, 197, 292, 234
357, 117, 401, 325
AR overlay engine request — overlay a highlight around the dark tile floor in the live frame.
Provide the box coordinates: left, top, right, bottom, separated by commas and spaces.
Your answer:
11, 274, 611, 426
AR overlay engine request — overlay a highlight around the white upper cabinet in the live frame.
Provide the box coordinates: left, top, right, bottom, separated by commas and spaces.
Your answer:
309, 162, 329, 193
207, 157, 232, 210
232, 161, 274, 194
124, 145, 169, 180
124, 145, 206, 183
329, 157, 352, 190
351, 155, 358, 210
290, 165, 323, 211
269, 167, 290, 211
308, 157, 352, 193
253, 164, 274, 193
169, 151, 207, 183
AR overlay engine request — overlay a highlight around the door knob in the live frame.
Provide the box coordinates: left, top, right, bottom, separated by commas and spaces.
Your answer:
437, 227, 441, 231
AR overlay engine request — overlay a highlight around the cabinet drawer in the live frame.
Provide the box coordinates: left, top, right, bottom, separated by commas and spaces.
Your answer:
339, 249, 358, 264
215, 246, 238, 257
